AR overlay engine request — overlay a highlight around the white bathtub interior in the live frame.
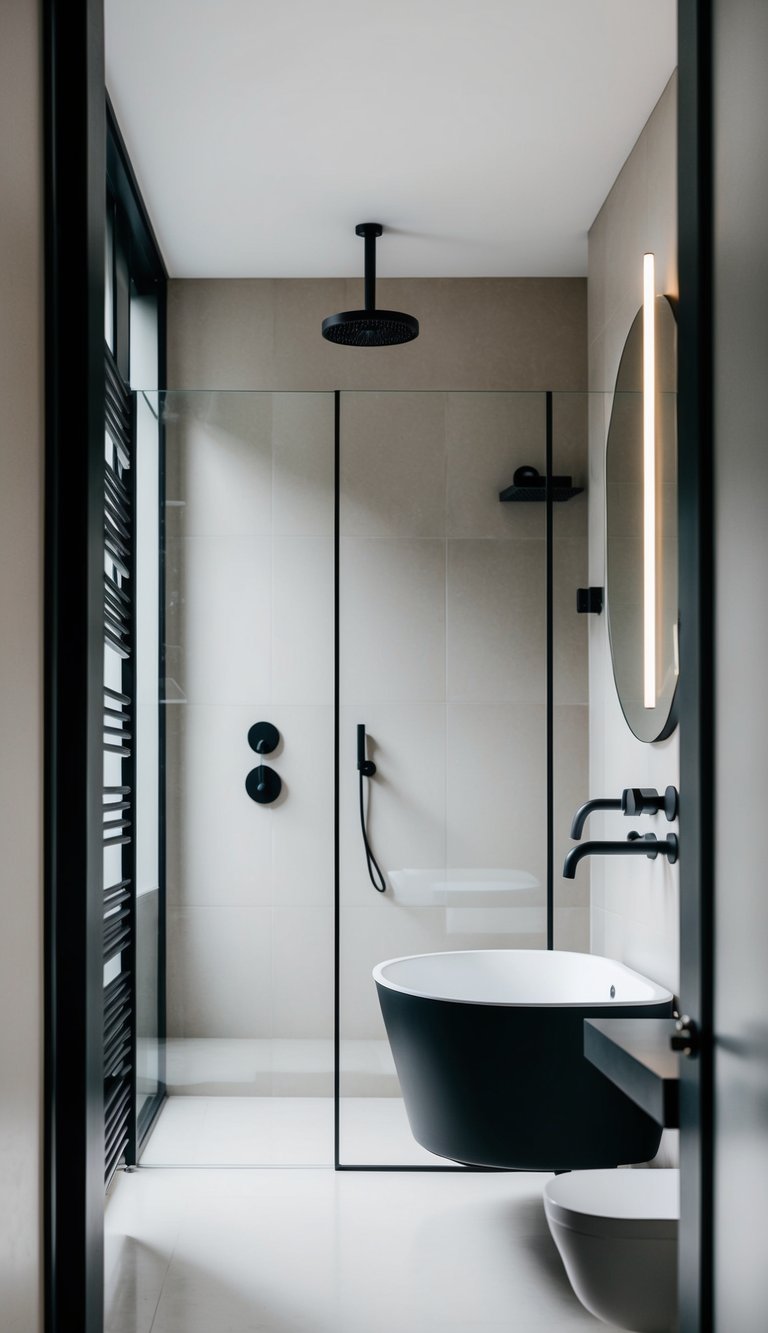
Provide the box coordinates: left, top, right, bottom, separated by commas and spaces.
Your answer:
373, 949, 674, 1007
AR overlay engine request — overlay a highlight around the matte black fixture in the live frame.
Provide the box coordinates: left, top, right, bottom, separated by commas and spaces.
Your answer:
321, 224, 419, 347
670, 1015, 700, 1058
562, 832, 679, 879
570, 796, 624, 840
577, 587, 603, 614
499, 465, 584, 503
248, 721, 280, 755
623, 786, 679, 820
357, 724, 386, 891
245, 764, 282, 805
570, 786, 679, 839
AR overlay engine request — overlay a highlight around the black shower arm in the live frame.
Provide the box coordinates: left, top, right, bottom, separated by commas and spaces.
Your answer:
356, 222, 383, 311
363, 226, 377, 310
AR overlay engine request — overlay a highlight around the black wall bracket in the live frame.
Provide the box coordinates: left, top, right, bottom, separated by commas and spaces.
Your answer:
577, 587, 604, 614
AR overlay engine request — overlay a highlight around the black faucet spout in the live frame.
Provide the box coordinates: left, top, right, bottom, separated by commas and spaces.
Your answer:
562, 833, 679, 879
570, 796, 623, 840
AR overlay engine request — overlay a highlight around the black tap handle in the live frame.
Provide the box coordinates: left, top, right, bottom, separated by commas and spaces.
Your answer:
357, 724, 376, 778
248, 721, 280, 755
626, 831, 679, 863
622, 787, 679, 820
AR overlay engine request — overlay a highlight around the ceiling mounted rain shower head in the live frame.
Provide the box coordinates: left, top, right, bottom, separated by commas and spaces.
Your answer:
321, 223, 419, 347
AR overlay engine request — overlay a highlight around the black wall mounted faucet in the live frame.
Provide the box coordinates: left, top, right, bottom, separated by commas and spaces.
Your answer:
570, 786, 679, 839
623, 786, 678, 820
570, 796, 623, 840
562, 832, 679, 879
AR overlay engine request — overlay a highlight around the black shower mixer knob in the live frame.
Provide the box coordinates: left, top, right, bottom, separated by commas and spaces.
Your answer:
622, 786, 679, 821
248, 721, 280, 755
245, 765, 282, 805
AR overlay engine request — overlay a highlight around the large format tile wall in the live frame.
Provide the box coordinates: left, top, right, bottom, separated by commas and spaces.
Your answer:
166, 278, 588, 1094
587, 75, 680, 993
164, 392, 336, 1093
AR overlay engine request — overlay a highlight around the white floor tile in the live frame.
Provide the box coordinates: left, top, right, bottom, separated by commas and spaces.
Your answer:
105, 1167, 619, 1333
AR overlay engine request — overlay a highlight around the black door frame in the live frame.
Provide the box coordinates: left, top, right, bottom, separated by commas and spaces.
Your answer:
44, 2, 107, 1330
677, 3, 714, 1330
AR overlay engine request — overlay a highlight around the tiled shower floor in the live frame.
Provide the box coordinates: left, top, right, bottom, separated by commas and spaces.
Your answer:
140, 1095, 446, 1166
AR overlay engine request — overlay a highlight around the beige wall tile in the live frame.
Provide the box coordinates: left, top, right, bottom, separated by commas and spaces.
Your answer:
271, 907, 334, 1040
554, 906, 590, 953
272, 536, 334, 705
446, 539, 546, 702
340, 391, 447, 538
445, 703, 547, 878
179, 534, 272, 705
171, 704, 272, 909
168, 279, 277, 389
169, 277, 587, 392
553, 539, 589, 704
167, 393, 273, 536
273, 279, 350, 389
167, 905, 273, 1038
445, 392, 547, 540
340, 537, 446, 703
270, 705, 334, 909
272, 392, 335, 537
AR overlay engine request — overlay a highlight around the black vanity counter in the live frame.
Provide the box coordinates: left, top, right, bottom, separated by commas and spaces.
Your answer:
584, 1018, 680, 1128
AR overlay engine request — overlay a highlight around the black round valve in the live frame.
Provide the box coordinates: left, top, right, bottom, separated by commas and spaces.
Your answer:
245, 764, 282, 805
248, 721, 280, 755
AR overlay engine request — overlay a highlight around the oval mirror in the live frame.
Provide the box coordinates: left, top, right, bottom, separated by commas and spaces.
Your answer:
605, 295, 678, 742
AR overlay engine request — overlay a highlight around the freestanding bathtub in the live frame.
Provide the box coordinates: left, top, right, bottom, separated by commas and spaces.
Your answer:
373, 950, 673, 1171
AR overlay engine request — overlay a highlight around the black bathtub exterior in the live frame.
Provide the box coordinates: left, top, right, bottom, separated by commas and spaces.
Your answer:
376, 984, 673, 1170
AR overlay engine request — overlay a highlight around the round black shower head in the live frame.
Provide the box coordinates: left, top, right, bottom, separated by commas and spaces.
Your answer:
321, 223, 419, 347
321, 307, 419, 347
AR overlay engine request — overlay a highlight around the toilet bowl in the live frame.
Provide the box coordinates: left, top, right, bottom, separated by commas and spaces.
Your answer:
543, 1168, 678, 1333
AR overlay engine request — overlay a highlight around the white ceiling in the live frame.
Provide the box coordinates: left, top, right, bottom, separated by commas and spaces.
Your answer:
105, 0, 676, 279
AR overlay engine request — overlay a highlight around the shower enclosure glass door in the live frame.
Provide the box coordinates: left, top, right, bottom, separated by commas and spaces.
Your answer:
145, 390, 336, 1166
138, 388, 588, 1169
337, 391, 588, 1165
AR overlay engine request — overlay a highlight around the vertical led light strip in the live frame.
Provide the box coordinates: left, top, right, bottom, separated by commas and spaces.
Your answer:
643, 253, 656, 708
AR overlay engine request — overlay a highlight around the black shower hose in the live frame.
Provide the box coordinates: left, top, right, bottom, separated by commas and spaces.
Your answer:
359, 768, 386, 892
